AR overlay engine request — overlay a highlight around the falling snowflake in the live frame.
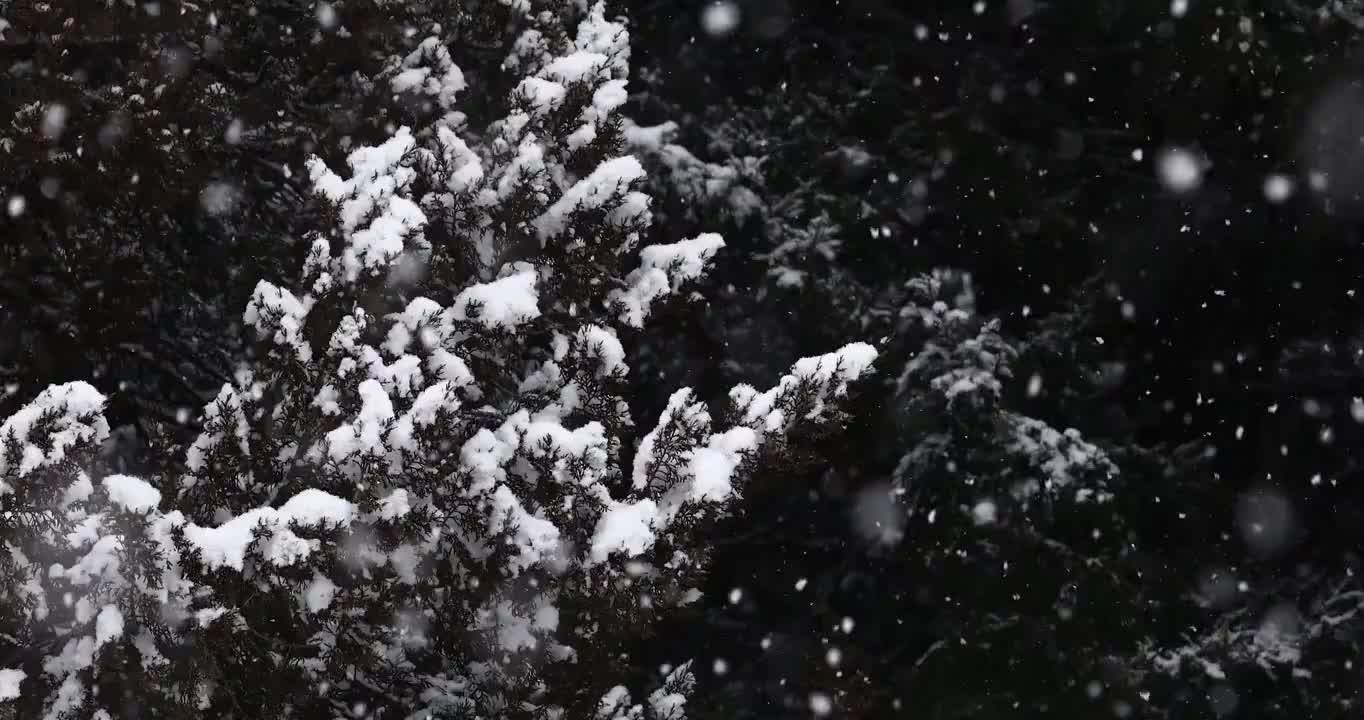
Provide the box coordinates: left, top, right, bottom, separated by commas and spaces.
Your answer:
1156, 147, 1203, 194
224, 118, 245, 146
700, 1, 740, 37
41, 103, 68, 140
1263, 174, 1295, 203
971, 499, 998, 526
316, 1, 339, 29
200, 182, 242, 216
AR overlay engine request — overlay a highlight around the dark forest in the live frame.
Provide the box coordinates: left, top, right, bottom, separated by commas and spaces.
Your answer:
2, 0, 1363, 718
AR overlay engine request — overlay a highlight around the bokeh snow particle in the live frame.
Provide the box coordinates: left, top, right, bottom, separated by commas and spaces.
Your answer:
700, 1, 741, 37
809, 692, 833, 717
712, 657, 729, 676
317, 1, 339, 29
1156, 147, 1203, 194
1259, 602, 1301, 643
971, 499, 998, 526
1196, 566, 1238, 609
1235, 488, 1296, 556
1170, 0, 1189, 18
6, 195, 25, 218
224, 118, 245, 146
1263, 174, 1295, 203
42, 103, 69, 140
200, 182, 241, 216
850, 481, 905, 547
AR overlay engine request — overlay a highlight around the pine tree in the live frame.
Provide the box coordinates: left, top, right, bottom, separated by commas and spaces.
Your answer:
0, 3, 876, 717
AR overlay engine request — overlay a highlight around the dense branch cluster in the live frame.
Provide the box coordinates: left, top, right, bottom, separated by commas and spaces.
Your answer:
0, 3, 874, 717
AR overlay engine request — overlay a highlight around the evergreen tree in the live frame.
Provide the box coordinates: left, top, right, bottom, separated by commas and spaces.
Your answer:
0, 4, 876, 717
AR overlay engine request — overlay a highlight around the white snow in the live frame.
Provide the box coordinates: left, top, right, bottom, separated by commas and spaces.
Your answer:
277, 489, 356, 527
94, 605, 124, 647
346, 195, 426, 278
490, 484, 563, 575
428, 126, 484, 197
612, 233, 726, 327
632, 389, 709, 490
731, 342, 878, 430
478, 598, 560, 653
638, 234, 726, 284
194, 607, 228, 628
593, 79, 629, 115
377, 489, 412, 520
102, 475, 162, 514
244, 281, 314, 363
0, 668, 25, 700
535, 156, 646, 239
452, 271, 541, 330
182, 490, 355, 570
685, 427, 757, 503
304, 573, 338, 613
0, 381, 109, 480
590, 499, 659, 563
310, 128, 416, 207
326, 380, 395, 461
575, 325, 628, 376
517, 77, 566, 115
542, 51, 607, 85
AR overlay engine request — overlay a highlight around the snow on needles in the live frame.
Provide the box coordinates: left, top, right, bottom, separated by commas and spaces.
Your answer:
0, 4, 886, 715
731, 342, 879, 431
0, 381, 108, 482
452, 270, 541, 330
0, 669, 24, 701
591, 343, 878, 564
101, 475, 162, 513
534, 156, 646, 240
591, 499, 660, 563
612, 233, 726, 327
181, 489, 355, 570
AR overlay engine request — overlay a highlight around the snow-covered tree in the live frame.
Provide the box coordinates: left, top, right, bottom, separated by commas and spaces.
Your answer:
666, 270, 1143, 718
1139, 571, 1364, 718
0, 3, 875, 717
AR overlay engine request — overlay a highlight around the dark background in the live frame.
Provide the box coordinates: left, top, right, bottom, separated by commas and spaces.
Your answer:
6, 0, 1364, 717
